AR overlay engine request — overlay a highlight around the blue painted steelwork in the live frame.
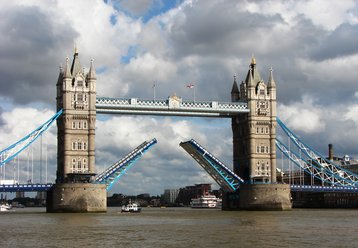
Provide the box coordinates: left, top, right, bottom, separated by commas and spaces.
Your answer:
180, 139, 244, 192
275, 139, 354, 186
0, 183, 53, 192
0, 109, 63, 167
95, 138, 157, 191
291, 184, 358, 193
277, 118, 358, 186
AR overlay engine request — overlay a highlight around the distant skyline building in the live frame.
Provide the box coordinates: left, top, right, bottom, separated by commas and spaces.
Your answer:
163, 189, 180, 204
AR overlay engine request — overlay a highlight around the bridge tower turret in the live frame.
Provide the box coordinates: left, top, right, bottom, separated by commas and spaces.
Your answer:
230, 57, 291, 210
56, 50, 96, 183
48, 49, 106, 212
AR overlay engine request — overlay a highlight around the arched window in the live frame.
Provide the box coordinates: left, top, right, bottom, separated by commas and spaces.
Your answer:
78, 160, 82, 169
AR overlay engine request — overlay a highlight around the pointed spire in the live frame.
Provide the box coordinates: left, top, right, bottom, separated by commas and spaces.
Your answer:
267, 67, 276, 88
247, 68, 255, 86
57, 64, 63, 85
87, 58, 96, 79
63, 57, 72, 78
70, 49, 82, 76
231, 74, 239, 93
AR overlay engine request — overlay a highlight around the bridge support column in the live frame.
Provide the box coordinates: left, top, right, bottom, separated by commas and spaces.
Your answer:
238, 184, 291, 210
46, 183, 106, 213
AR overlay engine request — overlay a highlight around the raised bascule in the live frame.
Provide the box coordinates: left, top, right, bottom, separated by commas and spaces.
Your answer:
1, 50, 358, 211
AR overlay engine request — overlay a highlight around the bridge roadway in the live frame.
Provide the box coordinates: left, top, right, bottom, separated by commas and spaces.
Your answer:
95, 96, 249, 117
1, 183, 358, 193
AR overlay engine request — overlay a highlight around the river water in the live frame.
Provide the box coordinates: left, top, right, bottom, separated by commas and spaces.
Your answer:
0, 207, 357, 247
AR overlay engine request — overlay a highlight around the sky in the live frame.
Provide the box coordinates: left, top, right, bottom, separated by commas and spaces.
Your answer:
1, 0, 358, 196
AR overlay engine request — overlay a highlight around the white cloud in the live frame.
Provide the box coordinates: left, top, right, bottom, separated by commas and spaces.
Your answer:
277, 95, 325, 134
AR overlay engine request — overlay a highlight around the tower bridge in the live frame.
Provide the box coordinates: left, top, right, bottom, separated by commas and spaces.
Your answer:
47, 50, 291, 212
2, 50, 358, 211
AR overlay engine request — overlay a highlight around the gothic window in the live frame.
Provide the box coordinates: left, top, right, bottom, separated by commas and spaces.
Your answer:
256, 146, 260, 153
72, 142, 77, 150
78, 142, 82, 150
78, 160, 82, 169
72, 158, 76, 172
83, 159, 87, 171
266, 146, 269, 153
77, 94, 83, 101
78, 121, 82, 129
260, 89, 265, 95
83, 121, 87, 129
260, 146, 265, 153
83, 142, 87, 150
72, 122, 76, 129
84, 94, 87, 102
265, 127, 269, 133
77, 80, 83, 87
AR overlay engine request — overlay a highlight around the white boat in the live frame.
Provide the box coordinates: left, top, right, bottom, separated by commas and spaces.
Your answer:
121, 200, 141, 213
0, 203, 13, 212
190, 194, 221, 208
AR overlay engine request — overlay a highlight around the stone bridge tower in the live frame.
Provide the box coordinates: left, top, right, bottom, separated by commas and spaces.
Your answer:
47, 50, 106, 212
231, 57, 291, 210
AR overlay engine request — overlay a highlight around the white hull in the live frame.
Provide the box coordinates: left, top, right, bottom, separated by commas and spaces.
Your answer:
121, 202, 141, 213
0, 203, 13, 212
190, 195, 221, 208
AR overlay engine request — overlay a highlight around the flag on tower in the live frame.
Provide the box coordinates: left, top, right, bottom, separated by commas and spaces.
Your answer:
186, 83, 195, 89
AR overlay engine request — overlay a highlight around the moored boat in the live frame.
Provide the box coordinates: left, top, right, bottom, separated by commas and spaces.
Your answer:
121, 200, 141, 213
0, 203, 13, 212
190, 194, 221, 208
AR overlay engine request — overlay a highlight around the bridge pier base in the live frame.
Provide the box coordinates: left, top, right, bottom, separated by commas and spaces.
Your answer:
239, 184, 292, 210
46, 183, 107, 213
223, 184, 292, 210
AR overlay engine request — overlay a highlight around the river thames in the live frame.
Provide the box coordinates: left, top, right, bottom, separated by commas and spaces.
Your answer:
0, 207, 357, 247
